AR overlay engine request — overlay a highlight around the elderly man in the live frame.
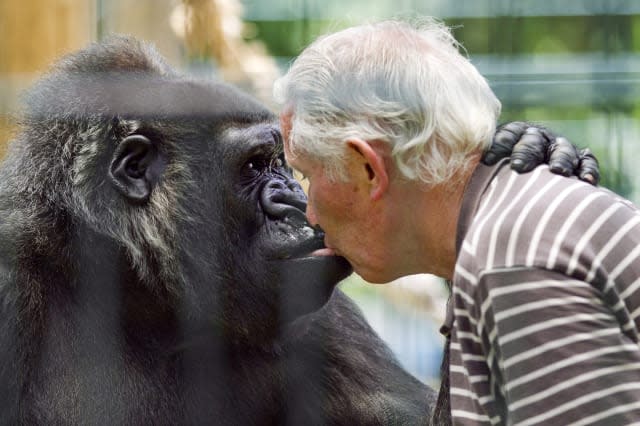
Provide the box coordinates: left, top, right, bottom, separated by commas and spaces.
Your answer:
275, 19, 640, 425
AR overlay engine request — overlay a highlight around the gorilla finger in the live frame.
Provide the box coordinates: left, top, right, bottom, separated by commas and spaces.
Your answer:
578, 148, 600, 185
499, 121, 531, 138
539, 126, 556, 143
548, 137, 579, 177
510, 128, 547, 173
483, 121, 529, 165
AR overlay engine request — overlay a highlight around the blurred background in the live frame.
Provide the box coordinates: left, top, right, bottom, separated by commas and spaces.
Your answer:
1, 0, 639, 386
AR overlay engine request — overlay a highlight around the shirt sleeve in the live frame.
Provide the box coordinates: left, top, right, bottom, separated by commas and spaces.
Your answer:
476, 267, 640, 426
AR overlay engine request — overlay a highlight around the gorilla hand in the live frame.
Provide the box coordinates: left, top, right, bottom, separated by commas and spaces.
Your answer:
482, 121, 600, 185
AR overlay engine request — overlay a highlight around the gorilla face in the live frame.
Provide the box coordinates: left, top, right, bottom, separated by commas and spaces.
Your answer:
207, 119, 353, 331
221, 124, 323, 260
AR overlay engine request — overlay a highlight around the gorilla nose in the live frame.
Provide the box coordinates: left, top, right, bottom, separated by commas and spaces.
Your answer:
260, 180, 308, 224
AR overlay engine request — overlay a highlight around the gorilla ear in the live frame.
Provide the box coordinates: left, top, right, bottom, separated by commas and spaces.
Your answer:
109, 135, 166, 203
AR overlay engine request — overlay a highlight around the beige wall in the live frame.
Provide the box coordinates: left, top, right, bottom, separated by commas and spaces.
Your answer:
99, 0, 184, 66
0, 0, 96, 157
0, 0, 277, 158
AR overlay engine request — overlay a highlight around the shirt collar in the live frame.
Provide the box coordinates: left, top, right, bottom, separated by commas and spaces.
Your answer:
440, 158, 509, 338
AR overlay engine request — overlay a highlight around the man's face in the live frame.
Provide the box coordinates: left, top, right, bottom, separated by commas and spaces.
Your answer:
280, 111, 391, 283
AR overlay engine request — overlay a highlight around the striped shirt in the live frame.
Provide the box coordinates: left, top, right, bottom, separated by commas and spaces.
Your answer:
447, 160, 640, 425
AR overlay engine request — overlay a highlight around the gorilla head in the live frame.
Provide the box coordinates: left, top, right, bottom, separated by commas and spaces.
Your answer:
14, 37, 351, 339
0, 37, 432, 424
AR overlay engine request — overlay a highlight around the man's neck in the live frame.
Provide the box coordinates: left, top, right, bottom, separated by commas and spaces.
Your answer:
404, 157, 480, 279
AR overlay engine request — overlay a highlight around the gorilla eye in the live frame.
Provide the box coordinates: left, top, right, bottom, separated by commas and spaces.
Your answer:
242, 152, 285, 177
244, 156, 268, 174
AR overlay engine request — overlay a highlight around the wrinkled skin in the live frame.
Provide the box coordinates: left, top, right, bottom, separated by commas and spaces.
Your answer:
0, 37, 435, 425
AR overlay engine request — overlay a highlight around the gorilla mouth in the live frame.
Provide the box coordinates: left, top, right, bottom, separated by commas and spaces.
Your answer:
269, 223, 353, 322
250, 159, 353, 320
261, 219, 353, 321
289, 231, 331, 258
272, 223, 343, 261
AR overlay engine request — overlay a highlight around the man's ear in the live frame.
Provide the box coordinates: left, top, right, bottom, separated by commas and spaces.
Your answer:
346, 138, 389, 201
109, 134, 166, 204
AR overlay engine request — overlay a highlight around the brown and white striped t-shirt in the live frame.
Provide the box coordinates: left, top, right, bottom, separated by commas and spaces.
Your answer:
448, 160, 640, 425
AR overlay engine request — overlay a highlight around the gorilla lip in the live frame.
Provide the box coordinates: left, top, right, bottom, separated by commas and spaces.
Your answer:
274, 223, 340, 259
305, 225, 337, 257
278, 233, 341, 260
310, 247, 336, 257
286, 238, 334, 259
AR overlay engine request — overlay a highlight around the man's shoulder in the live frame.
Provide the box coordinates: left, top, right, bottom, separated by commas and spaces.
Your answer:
460, 165, 639, 275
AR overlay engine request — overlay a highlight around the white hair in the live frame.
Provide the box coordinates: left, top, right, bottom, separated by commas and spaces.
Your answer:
273, 18, 501, 185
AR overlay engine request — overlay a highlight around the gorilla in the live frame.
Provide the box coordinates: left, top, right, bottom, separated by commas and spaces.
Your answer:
0, 36, 436, 425
0, 37, 597, 425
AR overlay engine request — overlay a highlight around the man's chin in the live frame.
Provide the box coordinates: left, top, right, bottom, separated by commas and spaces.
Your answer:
273, 255, 352, 323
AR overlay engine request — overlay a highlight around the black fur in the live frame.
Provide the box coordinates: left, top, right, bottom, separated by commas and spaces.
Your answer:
0, 36, 436, 425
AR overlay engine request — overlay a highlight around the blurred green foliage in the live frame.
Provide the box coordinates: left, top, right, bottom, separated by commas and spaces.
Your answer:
248, 15, 639, 57
245, 11, 640, 200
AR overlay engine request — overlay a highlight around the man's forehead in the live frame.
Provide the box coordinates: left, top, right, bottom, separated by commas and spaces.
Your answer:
278, 107, 323, 176
283, 143, 302, 169
282, 140, 311, 175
